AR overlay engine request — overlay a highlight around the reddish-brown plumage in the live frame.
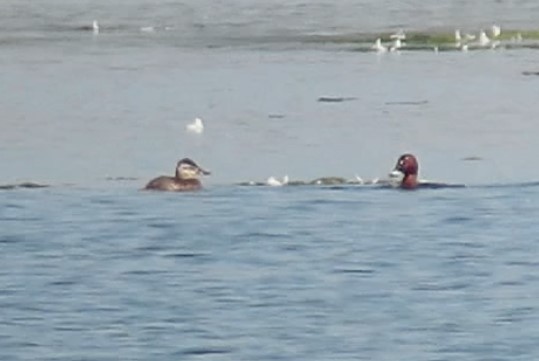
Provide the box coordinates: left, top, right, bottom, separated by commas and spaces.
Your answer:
394, 154, 419, 190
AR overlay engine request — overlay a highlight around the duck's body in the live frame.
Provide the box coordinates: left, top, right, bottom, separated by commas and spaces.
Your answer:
144, 158, 209, 192
145, 176, 202, 191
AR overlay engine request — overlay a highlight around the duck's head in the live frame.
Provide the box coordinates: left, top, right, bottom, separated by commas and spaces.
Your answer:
390, 153, 419, 189
175, 158, 210, 180
394, 153, 418, 176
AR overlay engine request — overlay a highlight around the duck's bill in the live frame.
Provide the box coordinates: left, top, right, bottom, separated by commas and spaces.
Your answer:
388, 169, 404, 187
198, 167, 211, 176
389, 169, 404, 177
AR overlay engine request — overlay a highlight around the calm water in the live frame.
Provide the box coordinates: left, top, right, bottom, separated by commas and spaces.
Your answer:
2, 1, 539, 360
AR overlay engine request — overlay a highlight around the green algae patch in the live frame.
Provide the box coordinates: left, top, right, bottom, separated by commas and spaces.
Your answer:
305, 28, 539, 51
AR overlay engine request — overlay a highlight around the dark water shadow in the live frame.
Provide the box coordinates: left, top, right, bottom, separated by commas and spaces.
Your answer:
385, 100, 429, 105
0, 182, 49, 190
317, 96, 357, 103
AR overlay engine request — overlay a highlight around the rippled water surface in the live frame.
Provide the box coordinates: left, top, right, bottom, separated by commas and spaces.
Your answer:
2, 1, 539, 360
2, 185, 539, 360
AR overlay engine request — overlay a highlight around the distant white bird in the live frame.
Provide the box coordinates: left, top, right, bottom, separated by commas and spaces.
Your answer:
390, 38, 404, 52
140, 26, 155, 33
464, 33, 476, 41
479, 30, 490, 46
454, 30, 463, 48
461, 44, 469, 52
354, 175, 364, 184
390, 29, 406, 40
490, 40, 500, 49
282, 175, 289, 185
455, 29, 462, 43
371, 38, 387, 53
491, 24, 501, 38
186, 117, 204, 134
92, 20, 99, 35
266, 175, 288, 186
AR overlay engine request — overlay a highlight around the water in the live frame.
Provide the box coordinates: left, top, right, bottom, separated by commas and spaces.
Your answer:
2, 1, 539, 360
2, 185, 539, 360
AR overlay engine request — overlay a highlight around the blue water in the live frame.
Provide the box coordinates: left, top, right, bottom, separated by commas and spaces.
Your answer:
2, 184, 539, 360
3, 0, 539, 359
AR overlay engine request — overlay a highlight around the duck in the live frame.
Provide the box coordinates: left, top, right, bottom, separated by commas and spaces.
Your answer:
391, 153, 419, 189
390, 153, 465, 190
144, 158, 210, 191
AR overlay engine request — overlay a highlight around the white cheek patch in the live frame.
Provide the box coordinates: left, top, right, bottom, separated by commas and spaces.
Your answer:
179, 165, 199, 179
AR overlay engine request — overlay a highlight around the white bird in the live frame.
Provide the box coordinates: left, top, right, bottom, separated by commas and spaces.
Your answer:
390, 29, 406, 40
266, 175, 288, 186
461, 44, 469, 52
354, 175, 364, 184
282, 175, 289, 185
140, 26, 155, 33
491, 24, 501, 38
186, 117, 204, 134
390, 38, 404, 52
371, 38, 387, 53
455, 29, 462, 43
479, 30, 490, 46
464, 33, 476, 41
454, 30, 463, 48
92, 20, 99, 35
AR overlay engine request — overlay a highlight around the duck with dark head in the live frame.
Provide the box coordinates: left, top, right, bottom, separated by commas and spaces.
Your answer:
392, 153, 419, 189
389, 153, 464, 190
144, 158, 210, 191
